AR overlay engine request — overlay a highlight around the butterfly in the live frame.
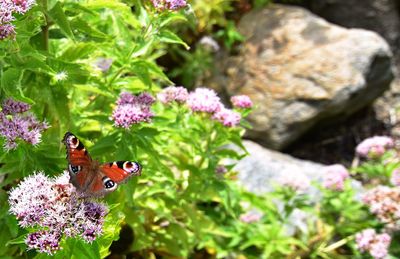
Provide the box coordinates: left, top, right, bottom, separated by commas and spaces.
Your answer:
63, 132, 142, 196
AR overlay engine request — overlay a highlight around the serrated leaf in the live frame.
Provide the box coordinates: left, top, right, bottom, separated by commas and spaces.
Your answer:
60, 43, 96, 62
48, 2, 75, 40
158, 30, 189, 49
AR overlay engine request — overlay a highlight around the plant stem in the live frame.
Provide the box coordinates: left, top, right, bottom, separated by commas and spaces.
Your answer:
41, 0, 49, 51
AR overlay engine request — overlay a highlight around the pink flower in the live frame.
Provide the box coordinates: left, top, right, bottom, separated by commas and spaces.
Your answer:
187, 88, 222, 113
9, 172, 108, 254
212, 107, 241, 127
356, 136, 394, 158
231, 95, 253, 109
151, 0, 187, 10
362, 186, 400, 229
111, 91, 154, 128
356, 229, 391, 259
0, 0, 35, 40
215, 165, 228, 175
157, 86, 188, 104
239, 211, 263, 223
0, 24, 15, 39
0, 99, 49, 151
1, 98, 30, 114
390, 169, 400, 186
278, 172, 310, 192
322, 164, 350, 191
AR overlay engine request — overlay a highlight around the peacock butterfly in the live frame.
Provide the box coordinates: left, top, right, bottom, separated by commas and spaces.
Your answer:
62, 132, 141, 196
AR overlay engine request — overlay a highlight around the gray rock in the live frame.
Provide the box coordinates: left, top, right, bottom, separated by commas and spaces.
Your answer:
234, 140, 325, 194
234, 140, 364, 196
309, 0, 400, 68
207, 4, 395, 150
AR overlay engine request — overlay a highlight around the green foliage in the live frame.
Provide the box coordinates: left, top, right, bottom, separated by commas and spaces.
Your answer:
2, 1, 400, 258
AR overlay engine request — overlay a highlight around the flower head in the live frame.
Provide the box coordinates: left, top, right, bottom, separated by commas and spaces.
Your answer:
0, 24, 15, 39
362, 186, 400, 229
239, 210, 263, 223
0, 0, 36, 40
9, 172, 108, 254
0, 98, 49, 151
277, 172, 310, 192
111, 91, 154, 128
356, 136, 394, 158
1, 98, 30, 114
187, 88, 222, 113
231, 95, 253, 109
322, 164, 350, 191
356, 229, 391, 259
157, 86, 189, 104
212, 107, 241, 127
390, 169, 400, 186
151, 0, 187, 10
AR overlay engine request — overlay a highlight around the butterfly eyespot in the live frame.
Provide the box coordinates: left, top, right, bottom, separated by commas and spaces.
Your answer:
68, 164, 81, 174
102, 177, 116, 190
123, 161, 142, 175
67, 136, 79, 149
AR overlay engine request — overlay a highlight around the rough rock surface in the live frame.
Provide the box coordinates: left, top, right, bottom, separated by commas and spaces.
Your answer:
307, 0, 400, 68
208, 4, 394, 150
234, 140, 363, 197
234, 140, 325, 195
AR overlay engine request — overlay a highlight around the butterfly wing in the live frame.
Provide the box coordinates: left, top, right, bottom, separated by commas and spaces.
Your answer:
62, 132, 94, 192
97, 161, 142, 191
63, 132, 142, 196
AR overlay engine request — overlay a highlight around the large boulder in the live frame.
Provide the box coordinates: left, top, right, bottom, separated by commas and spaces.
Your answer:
234, 140, 324, 195
233, 140, 363, 197
208, 4, 394, 150
308, 0, 400, 67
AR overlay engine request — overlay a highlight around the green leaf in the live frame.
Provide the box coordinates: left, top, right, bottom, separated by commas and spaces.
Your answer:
69, 18, 109, 40
60, 43, 97, 62
159, 12, 187, 28
48, 2, 75, 40
73, 84, 114, 98
131, 61, 151, 87
63, 239, 101, 259
157, 30, 189, 49
130, 38, 154, 58
1, 68, 22, 95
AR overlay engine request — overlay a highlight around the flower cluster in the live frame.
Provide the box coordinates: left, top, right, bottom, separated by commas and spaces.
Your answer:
111, 91, 155, 128
157, 86, 188, 104
239, 210, 263, 223
0, 98, 49, 151
355, 136, 394, 158
186, 87, 243, 127
231, 95, 253, 109
362, 186, 400, 229
157, 86, 248, 128
277, 172, 311, 193
187, 88, 222, 113
151, 0, 187, 10
212, 107, 241, 127
390, 169, 400, 186
322, 164, 350, 191
355, 229, 391, 259
0, 0, 36, 40
8, 172, 108, 254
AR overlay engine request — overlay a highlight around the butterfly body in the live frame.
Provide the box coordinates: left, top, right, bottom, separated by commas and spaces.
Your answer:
63, 132, 141, 196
